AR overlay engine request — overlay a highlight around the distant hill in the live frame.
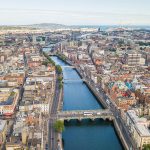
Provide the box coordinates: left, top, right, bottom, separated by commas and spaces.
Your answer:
0, 25, 33, 30
24, 23, 69, 29
0, 23, 69, 30
1, 23, 150, 31
22, 23, 101, 30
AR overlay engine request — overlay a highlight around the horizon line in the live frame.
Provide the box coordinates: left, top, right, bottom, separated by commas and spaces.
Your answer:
1, 23, 150, 27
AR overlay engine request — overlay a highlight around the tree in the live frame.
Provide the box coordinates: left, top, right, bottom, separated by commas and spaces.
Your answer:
53, 120, 64, 132
109, 48, 116, 52
42, 61, 49, 66
56, 52, 67, 61
143, 144, 150, 150
10, 91, 16, 96
43, 51, 56, 66
58, 76, 63, 82
118, 40, 124, 46
56, 65, 62, 74
59, 82, 63, 89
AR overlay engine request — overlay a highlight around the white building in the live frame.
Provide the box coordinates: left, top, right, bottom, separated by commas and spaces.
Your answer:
126, 110, 150, 149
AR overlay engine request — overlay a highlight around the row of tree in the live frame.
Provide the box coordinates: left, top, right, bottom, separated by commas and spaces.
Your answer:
43, 51, 55, 66
43, 52, 65, 133
137, 41, 150, 46
56, 65, 62, 74
143, 144, 150, 150
56, 52, 67, 61
43, 51, 63, 89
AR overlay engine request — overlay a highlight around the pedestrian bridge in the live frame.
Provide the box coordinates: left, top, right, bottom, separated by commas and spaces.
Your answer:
62, 66, 75, 69
63, 78, 84, 83
56, 109, 114, 121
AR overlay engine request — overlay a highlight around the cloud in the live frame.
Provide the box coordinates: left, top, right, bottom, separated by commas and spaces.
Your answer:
0, 8, 150, 25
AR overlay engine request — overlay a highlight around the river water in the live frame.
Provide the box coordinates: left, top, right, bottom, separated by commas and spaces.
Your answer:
51, 56, 123, 150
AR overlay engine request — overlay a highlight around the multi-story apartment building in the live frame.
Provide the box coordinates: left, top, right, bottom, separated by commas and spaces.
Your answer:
124, 51, 142, 66
126, 110, 150, 149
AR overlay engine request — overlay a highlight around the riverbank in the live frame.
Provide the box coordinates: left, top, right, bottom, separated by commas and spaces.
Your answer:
53, 54, 109, 109
50, 55, 125, 150
52, 55, 129, 150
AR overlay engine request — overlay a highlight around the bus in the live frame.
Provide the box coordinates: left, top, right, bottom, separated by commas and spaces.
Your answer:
83, 112, 93, 116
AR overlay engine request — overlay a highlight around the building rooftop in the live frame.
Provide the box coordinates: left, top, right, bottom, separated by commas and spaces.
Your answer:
127, 110, 150, 137
0, 96, 14, 105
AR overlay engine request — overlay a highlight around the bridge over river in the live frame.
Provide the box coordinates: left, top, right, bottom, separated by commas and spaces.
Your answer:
61, 66, 76, 69
54, 109, 114, 121
63, 78, 84, 83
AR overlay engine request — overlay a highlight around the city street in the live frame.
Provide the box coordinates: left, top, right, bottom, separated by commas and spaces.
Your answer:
48, 76, 61, 150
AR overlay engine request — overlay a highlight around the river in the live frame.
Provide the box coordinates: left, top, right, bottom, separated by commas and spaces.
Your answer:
51, 56, 124, 150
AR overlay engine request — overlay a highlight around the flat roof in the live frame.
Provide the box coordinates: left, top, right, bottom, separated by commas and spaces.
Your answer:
127, 110, 150, 136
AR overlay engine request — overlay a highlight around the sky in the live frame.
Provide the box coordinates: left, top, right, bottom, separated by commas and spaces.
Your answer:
0, 0, 150, 25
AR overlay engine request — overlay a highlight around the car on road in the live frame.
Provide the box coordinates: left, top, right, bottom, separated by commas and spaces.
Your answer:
106, 99, 110, 105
